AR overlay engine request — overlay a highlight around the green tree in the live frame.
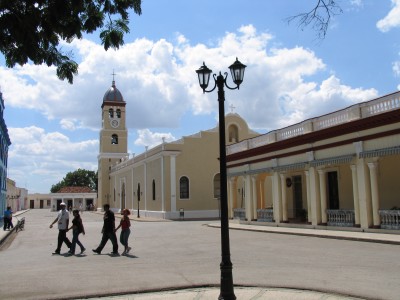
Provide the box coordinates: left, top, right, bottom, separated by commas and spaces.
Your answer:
0, 0, 142, 84
51, 169, 98, 193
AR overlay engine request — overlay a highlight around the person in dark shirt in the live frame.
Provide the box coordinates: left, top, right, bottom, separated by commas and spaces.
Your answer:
3, 206, 13, 230
92, 204, 119, 255
67, 210, 86, 255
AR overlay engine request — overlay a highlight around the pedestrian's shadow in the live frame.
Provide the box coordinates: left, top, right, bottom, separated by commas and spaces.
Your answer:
74, 253, 87, 258
105, 253, 138, 258
123, 253, 138, 258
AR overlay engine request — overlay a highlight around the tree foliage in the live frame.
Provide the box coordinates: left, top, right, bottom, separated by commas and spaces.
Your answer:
51, 168, 98, 193
0, 0, 142, 84
286, 0, 343, 39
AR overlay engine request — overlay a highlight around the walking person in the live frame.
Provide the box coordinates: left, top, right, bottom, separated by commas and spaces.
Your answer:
49, 202, 72, 255
92, 204, 119, 255
3, 206, 13, 230
67, 210, 86, 255
115, 209, 132, 255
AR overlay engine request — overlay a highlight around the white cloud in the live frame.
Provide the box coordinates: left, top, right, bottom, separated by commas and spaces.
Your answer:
350, 0, 363, 7
7, 126, 98, 193
377, 0, 400, 32
1, 24, 381, 192
134, 129, 175, 150
394, 61, 400, 76
60, 119, 77, 131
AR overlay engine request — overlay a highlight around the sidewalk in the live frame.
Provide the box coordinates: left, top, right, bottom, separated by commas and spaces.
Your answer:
80, 286, 364, 299
0, 209, 28, 249
208, 221, 400, 245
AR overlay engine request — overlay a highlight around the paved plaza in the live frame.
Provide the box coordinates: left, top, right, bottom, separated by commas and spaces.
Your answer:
1, 209, 399, 300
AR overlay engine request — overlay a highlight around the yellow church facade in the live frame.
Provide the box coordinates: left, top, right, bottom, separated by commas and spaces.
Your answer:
226, 91, 400, 231
98, 79, 400, 229
97, 80, 258, 219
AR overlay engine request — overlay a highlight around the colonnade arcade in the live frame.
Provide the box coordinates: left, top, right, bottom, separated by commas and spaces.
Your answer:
228, 151, 400, 230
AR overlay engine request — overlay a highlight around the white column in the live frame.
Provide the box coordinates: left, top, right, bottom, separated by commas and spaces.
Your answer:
368, 162, 381, 227
280, 174, 288, 222
356, 159, 373, 229
251, 176, 258, 220
263, 176, 270, 208
228, 178, 235, 219
350, 165, 360, 226
244, 175, 252, 221
170, 155, 177, 213
309, 167, 321, 225
304, 170, 312, 223
272, 172, 282, 223
318, 169, 327, 224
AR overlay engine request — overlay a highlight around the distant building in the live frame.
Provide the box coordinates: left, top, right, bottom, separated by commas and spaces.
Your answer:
27, 193, 52, 210
28, 186, 97, 211
0, 90, 11, 220
6, 178, 27, 212
50, 186, 97, 211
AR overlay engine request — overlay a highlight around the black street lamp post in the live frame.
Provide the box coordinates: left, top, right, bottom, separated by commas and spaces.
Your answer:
196, 58, 246, 300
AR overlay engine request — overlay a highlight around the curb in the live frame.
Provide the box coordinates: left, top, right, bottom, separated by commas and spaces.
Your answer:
207, 223, 400, 245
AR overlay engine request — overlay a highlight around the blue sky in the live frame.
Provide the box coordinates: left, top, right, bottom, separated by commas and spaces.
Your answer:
1, 0, 400, 193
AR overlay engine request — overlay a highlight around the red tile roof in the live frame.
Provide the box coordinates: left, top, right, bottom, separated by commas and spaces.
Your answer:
57, 186, 94, 193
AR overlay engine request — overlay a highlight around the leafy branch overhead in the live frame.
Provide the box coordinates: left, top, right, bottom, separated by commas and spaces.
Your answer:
286, 0, 343, 39
0, 0, 142, 84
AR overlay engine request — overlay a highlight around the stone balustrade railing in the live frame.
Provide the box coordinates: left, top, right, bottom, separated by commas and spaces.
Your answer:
227, 91, 400, 155
233, 208, 246, 220
379, 210, 400, 230
327, 209, 355, 227
257, 209, 274, 222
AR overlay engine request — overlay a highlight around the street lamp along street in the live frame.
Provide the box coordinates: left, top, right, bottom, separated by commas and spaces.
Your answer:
196, 58, 246, 300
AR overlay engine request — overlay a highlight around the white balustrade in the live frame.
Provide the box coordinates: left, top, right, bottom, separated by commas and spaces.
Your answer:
379, 210, 400, 229
233, 208, 246, 220
257, 209, 274, 222
327, 209, 355, 227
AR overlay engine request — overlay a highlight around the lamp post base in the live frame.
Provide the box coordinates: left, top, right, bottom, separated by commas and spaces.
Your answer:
219, 262, 236, 300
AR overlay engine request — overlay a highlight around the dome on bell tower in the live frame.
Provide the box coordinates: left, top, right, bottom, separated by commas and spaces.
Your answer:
103, 80, 124, 102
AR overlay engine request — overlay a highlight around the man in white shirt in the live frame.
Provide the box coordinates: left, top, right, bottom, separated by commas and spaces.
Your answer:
49, 202, 72, 255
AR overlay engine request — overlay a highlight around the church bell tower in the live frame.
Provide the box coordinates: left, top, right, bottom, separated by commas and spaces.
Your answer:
97, 78, 128, 209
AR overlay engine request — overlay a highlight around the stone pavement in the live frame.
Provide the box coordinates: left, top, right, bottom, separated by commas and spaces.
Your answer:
2, 209, 399, 299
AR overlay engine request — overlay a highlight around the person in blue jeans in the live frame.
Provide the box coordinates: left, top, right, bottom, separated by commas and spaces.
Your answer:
115, 208, 132, 255
67, 210, 86, 255
92, 204, 118, 255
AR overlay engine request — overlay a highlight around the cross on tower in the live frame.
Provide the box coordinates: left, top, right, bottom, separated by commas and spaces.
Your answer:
111, 70, 117, 81
229, 104, 236, 113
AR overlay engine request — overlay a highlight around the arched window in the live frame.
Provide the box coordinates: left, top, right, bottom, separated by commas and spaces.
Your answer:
228, 124, 239, 143
111, 134, 118, 144
213, 173, 221, 199
116, 109, 121, 118
152, 180, 156, 200
180, 176, 189, 199
109, 108, 114, 118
